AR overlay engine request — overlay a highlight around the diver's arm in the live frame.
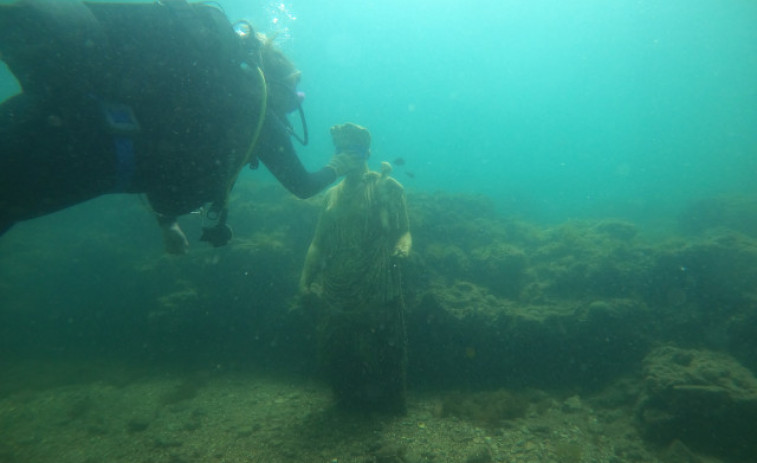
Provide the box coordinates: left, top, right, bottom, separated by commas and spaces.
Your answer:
256, 117, 337, 199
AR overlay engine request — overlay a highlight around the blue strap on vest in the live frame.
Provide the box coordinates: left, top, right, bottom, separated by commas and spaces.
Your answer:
113, 136, 135, 192
97, 100, 140, 192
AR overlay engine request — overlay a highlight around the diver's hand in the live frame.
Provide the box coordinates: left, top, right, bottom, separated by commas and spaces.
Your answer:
161, 221, 189, 255
330, 122, 371, 155
326, 151, 364, 177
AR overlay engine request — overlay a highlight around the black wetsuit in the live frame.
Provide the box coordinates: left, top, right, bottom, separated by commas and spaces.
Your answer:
0, 0, 335, 235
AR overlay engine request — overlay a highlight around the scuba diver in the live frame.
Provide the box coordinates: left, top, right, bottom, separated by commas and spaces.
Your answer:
300, 123, 412, 414
0, 0, 362, 253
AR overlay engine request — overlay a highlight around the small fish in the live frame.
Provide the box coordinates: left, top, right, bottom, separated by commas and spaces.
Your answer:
405, 171, 415, 179
392, 157, 406, 166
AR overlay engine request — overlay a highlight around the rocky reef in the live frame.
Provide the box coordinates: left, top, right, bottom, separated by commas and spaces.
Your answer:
2, 184, 757, 462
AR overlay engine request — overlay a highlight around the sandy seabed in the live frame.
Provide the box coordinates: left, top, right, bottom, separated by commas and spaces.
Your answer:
0, 359, 676, 463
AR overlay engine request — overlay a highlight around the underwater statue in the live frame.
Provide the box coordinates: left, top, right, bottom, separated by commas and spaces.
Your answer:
300, 123, 412, 414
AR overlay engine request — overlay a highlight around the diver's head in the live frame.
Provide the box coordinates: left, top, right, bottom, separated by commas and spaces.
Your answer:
259, 35, 304, 115
269, 70, 304, 115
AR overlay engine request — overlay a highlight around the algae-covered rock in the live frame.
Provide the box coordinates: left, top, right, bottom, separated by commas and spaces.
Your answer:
423, 243, 470, 279
527, 220, 654, 301
728, 307, 757, 375
470, 243, 529, 299
636, 346, 757, 460
642, 232, 757, 355
593, 220, 639, 241
659, 440, 707, 463
647, 232, 757, 310
408, 282, 653, 390
679, 195, 757, 238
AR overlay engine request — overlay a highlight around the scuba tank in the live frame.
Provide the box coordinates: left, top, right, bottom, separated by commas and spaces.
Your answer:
0, 0, 107, 96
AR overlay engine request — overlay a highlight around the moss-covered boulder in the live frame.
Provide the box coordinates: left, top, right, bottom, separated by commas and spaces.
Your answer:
407, 281, 654, 391
636, 346, 757, 460
469, 243, 530, 299
679, 195, 757, 238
